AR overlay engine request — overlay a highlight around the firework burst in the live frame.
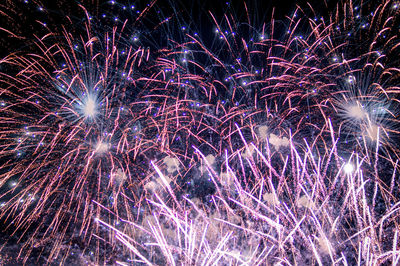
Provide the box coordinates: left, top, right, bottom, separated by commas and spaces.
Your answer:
0, 0, 399, 264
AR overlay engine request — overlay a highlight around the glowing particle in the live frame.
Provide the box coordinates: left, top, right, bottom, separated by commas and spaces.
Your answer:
343, 162, 354, 174
257, 125, 268, 140
163, 156, 180, 173
347, 75, 356, 83
269, 133, 290, 150
204, 154, 216, 165
111, 168, 127, 186
263, 192, 279, 206
241, 145, 255, 159
297, 195, 316, 209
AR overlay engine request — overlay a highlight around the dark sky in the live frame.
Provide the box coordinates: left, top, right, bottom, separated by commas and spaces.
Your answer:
0, 0, 341, 57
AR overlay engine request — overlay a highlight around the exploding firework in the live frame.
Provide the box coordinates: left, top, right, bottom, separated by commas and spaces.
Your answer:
0, 0, 399, 265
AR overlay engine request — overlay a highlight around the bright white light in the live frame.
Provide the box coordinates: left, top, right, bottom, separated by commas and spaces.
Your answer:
347, 75, 356, 83
95, 141, 109, 153
83, 95, 97, 118
346, 104, 367, 120
343, 162, 354, 174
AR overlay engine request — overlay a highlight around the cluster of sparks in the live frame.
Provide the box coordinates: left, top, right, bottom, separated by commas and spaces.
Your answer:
0, 0, 399, 264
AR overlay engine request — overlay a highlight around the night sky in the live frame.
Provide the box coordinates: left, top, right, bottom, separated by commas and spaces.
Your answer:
0, 0, 341, 57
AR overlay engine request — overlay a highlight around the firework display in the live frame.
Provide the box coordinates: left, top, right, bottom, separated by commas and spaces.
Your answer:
0, 0, 399, 265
